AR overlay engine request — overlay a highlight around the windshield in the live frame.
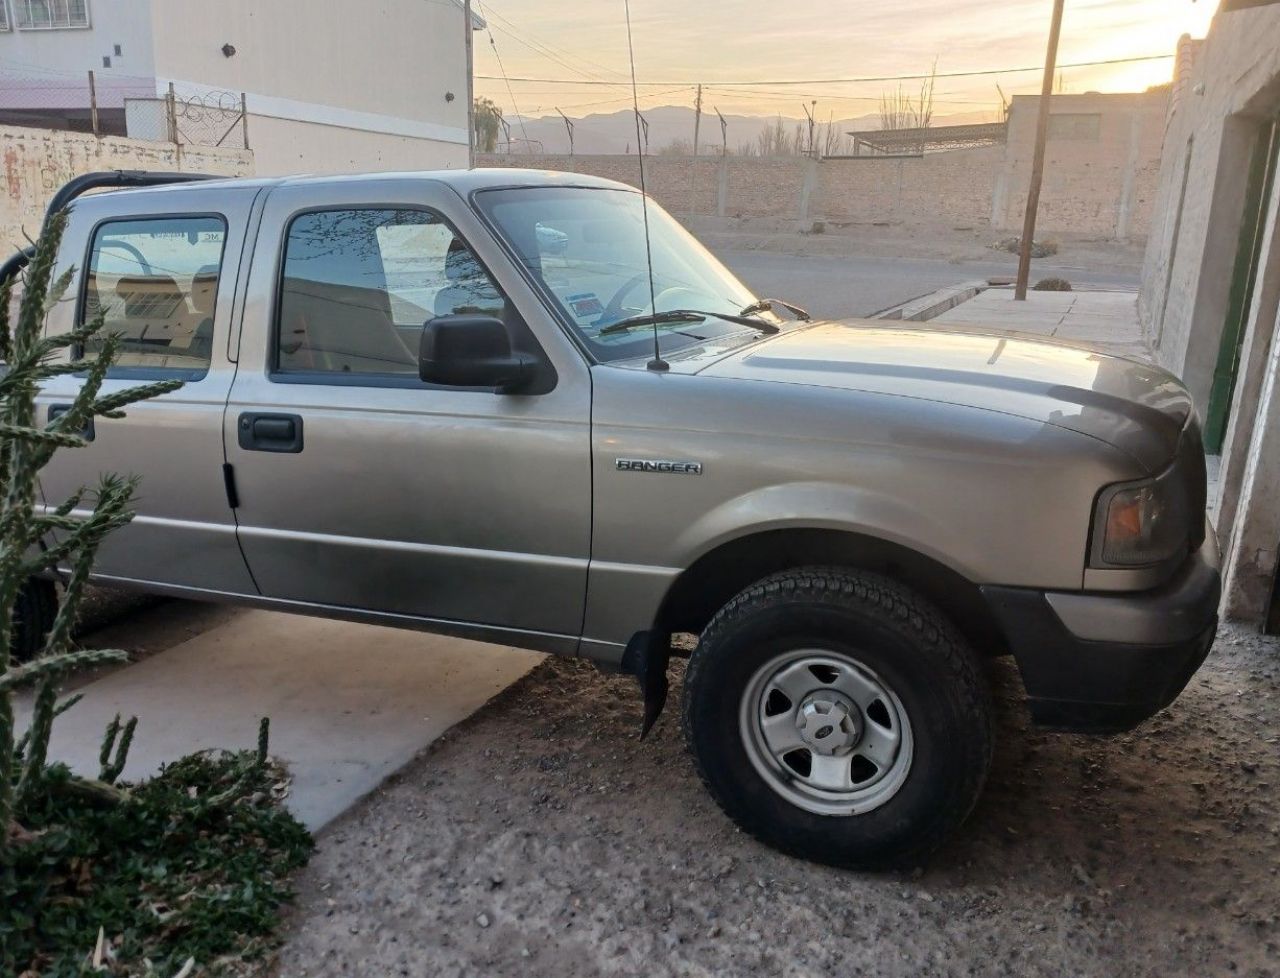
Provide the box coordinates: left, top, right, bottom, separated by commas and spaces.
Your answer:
474, 186, 778, 363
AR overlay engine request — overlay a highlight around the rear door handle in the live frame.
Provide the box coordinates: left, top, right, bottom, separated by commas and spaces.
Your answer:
49, 403, 94, 441
238, 412, 304, 453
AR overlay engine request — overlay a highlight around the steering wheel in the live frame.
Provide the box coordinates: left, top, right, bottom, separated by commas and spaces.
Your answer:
598, 273, 649, 323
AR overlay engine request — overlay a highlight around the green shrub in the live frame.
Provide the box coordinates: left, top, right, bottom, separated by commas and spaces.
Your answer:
1033, 277, 1073, 292
2, 740, 312, 977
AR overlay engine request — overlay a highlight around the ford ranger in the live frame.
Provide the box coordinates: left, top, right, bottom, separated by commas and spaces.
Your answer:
7, 169, 1218, 869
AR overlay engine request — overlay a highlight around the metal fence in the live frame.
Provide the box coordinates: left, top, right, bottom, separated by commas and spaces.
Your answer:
125, 86, 249, 150
0, 64, 248, 149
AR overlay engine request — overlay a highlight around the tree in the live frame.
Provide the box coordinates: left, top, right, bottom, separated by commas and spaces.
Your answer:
657, 137, 693, 156
473, 97, 503, 153
878, 58, 937, 132
0, 209, 181, 838
755, 116, 802, 156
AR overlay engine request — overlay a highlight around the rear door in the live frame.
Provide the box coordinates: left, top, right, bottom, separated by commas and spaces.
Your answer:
37, 186, 260, 594
224, 178, 592, 647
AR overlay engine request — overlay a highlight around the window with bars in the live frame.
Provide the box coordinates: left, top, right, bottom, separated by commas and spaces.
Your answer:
14, 0, 90, 29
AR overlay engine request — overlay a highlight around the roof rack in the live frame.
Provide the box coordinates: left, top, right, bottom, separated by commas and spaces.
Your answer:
0, 170, 218, 289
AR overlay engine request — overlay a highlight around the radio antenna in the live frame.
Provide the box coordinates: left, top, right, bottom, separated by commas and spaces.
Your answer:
623, 0, 668, 372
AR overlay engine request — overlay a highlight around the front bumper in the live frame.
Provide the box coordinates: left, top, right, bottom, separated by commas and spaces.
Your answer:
982, 530, 1221, 733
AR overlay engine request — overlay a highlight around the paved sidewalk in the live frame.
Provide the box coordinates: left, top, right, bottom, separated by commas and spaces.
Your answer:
15, 610, 542, 829
932, 287, 1150, 360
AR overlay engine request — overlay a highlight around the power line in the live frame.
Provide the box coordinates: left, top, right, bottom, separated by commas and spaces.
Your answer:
475, 52, 1174, 88
476, 0, 633, 86
475, 1, 529, 148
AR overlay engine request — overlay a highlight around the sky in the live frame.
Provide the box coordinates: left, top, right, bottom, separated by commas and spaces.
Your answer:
471, 0, 1222, 122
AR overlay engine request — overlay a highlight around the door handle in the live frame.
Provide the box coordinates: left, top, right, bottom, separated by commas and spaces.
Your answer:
238, 412, 304, 453
48, 404, 94, 441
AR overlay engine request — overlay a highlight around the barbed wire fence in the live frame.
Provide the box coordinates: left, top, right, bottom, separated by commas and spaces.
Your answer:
0, 63, 248, 149
125, 85, 249, 150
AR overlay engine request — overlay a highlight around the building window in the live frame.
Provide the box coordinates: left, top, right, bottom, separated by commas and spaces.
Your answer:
276, 208, 506, 380
0, 3, 10, 32
79, 215, 227, 379
14, 0, 90, 30
1047, 113, 1102, 141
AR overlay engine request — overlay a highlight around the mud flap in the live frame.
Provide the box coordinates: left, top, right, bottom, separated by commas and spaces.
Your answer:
620, 630, 671, 740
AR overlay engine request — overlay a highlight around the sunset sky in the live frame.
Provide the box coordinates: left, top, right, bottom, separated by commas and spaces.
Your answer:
471, 0, 1221, 121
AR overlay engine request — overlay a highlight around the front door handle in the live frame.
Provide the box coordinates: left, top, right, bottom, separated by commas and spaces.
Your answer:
238, 412, 304, 453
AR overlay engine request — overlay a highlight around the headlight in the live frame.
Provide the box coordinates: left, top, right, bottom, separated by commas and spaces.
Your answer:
1091, 469, 1190, 568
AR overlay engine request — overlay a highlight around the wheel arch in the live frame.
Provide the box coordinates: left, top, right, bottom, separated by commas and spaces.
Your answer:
654, 527, 1008, 656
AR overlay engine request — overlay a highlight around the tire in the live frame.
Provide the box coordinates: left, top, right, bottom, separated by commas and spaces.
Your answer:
682, 567, 992, 870
11, 577, 57, 664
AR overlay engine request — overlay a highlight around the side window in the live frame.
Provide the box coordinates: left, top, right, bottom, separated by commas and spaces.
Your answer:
276, 208, 506, 377
81, 216, 226, 379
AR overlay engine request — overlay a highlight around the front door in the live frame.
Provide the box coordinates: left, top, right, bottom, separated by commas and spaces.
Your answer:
225, 179, 592, 646
36, 186, 260, 595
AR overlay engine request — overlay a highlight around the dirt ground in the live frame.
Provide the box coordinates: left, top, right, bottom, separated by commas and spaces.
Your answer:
271, 624, 1280, 978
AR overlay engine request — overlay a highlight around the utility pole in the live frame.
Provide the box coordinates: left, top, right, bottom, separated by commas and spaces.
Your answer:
692, 84, 703, 156
464, 0, 475, 168
499, 117, 512, 155
801, 100, 816, 157
636, 109, 649, 155
716, 107, 727, 156
556, 108, 575, 155
1015, 0, 1065, 301
87, 70, 99, 138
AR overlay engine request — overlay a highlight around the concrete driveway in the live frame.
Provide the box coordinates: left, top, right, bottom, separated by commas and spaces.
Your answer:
15, 602, 542, 830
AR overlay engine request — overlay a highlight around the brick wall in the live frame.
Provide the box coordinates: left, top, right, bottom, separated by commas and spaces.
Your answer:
0, 124, 253, 250
993, 91, 1168, 239
480, 99, 1161, 240
478, 148, 1000, 229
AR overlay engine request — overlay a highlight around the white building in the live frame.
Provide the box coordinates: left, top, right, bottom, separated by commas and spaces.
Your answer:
0, 0, 478, 174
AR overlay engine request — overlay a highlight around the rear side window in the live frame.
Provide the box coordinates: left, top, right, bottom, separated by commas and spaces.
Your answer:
275, 208, 506, 378
81, 216, 227, 379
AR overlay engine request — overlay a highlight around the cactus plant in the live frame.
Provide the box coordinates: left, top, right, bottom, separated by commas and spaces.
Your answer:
0, 209, 182, 840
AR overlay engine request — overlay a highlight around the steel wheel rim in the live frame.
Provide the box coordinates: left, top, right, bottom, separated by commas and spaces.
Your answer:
739, 648, 915, 816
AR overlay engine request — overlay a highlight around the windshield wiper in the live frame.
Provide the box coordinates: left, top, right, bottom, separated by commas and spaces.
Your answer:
599, 308, 779, 337
739, 297, 811, 321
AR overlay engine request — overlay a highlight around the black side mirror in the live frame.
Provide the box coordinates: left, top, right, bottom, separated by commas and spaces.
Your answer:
418, 315, 534, 393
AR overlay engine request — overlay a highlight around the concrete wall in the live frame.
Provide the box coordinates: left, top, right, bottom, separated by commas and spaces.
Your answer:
993, 91, 1168, 240
1141, 12, 1280, 410
0, 124, 252, 250
149, 0, 471, 175
0, 2, 156, 108
1137, 5, 1280, 626
480, 97, 1160, 240
479, 146, 1002, 231
0, 0, 470, 175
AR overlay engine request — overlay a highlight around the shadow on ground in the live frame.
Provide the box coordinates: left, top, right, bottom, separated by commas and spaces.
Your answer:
274, 626, 1279, 978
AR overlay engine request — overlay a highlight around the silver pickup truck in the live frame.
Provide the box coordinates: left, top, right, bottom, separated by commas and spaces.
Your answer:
12, 168, 1218, 869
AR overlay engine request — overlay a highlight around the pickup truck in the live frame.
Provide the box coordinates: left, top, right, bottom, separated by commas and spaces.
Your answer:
9, 168, 1218, 869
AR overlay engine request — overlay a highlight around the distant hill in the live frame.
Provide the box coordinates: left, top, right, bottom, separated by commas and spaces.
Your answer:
493, 105, 999, 156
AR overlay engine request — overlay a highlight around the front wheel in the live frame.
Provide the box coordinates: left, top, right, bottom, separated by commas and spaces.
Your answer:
682, 567, 992, 870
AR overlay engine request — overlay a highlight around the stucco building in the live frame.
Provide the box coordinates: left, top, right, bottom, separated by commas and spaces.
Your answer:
0, 0, 476, 174
1140, 0, 1280, 627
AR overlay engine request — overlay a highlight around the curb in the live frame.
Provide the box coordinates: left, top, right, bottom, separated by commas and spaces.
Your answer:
872, 280, 990, 322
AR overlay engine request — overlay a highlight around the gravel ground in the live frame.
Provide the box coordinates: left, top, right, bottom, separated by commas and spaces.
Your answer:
274, 626, 1280, 978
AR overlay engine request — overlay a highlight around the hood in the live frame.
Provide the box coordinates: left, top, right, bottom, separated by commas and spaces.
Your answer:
697, 320, 1191, 471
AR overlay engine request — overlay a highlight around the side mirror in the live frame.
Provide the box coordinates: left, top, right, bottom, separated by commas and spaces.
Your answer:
418, 315, 534, 393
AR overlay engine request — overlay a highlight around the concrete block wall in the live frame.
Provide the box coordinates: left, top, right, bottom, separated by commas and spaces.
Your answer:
480, 147, 1002, 230
992, 91, 1169, 240
0, 124, 253, 250
481, 102, 1159, 240
1140, 10, 1280, 407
